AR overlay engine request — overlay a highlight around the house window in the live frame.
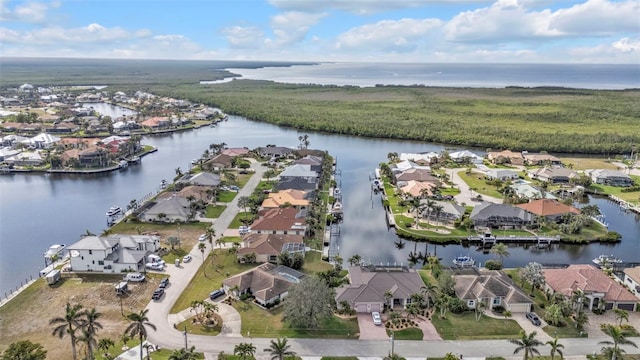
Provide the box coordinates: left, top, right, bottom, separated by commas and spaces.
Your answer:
92, 260, 95, 264
98, 261, 104, 266
284, 231, 288, 234
493, 298, 501, 305
89, 250, 92, 255
272, 231, 276, 234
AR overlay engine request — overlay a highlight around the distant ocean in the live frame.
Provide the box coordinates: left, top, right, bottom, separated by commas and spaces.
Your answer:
224, 62, 640, 90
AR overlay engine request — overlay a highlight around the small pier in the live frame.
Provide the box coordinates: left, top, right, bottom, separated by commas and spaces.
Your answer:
323, 223, 341, 262
467, 234, 561, 246
610, 195, 640, 214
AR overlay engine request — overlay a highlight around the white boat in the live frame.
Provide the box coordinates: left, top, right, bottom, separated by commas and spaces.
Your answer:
453, 255, 476, 267
118, 160, 128, 169
44, 244, 66, 258
106, 205, 122, 217
334, 188, 341, 195
161, 179, 167, 189
592, 254, 622, 266
129, 156, 141, 164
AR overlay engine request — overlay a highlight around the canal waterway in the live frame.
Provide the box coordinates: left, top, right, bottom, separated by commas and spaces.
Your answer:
1, 109, 638, 295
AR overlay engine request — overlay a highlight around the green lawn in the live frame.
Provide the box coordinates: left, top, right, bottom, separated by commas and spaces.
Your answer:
558, 157, 620, 171
221, 236, 242, 243
229, 212, 253, 228
321, 357, 359, 360
204, 205, 226, 218
301, 251, 333, 275
217, 191, 238, 203
387, 327, 424, 340
440, 187, 461, 196
457, 171, 504, 198
430, 312, 522, 340
175, 317, 222, 336
170, 250, 255, 313
162, 248, 189, 264
589, 176, 640, 203
232, 300, 359, 339
151, 349, 204, 360
108, 221, 209, 235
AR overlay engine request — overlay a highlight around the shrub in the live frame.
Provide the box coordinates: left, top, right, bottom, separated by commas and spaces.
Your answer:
484, 260, 503, 270
449, 298, 468, 314
493, 305, 505, 314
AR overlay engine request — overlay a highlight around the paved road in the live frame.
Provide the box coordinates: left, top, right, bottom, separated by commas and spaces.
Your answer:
143, 162, 640, 358
448, 168, 503, 205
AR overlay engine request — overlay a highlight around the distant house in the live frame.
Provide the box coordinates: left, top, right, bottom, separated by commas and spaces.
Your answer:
21, 133, 61, 149
529, 167, 577, 184
623, 266, 640, 298
45, 122, 79, 134
0, 148, 20, 161
400, 180, 436, 198
509, 182, 556, 200
236, 233, 304, 263
485, 169, 519, 181
274, 176, 318, 192
335, 265, 425, 313
178, 171, 221, 187
261, 189, 311, 210
221, 147, 250, 157
258, 146, 294, 159
453, 269, 533, 313
140, 195, 192, 222
587, 169, 633, 187
487, 150, 524, 165
449, 150, 483, 164
517, 199, 581, 223
544, 265, 637, 311
293, 155, 324, 172
4, 150, 43, 166
523, 153, 562, 166
77, 146, 110, 167
140, 117, 171, 129
399, 152, 439, 165
250, 208, 307, 236
395, 168, 440, 186
223, 263, 305, 306
204, 153, 234, 170
279, 164, 318, 180
68, 234, 160, 273
420, 200, 465, 225
1, 134, 28, 147
470, 202, 534, 229
157, 185, 211, 203
390, 160, 430, 175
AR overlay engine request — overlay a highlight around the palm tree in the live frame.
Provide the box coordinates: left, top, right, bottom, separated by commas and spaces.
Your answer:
206, 227, 216, 247
490, 243, 510, 264
234, 342, 256, 360
394, 240, 405, 249
614, 308, 629, 326
50, 302, 84, 360
198, 242, 206, 263
168, 346, 198, 360
384, 291, 393, 310
599, 324, 638, 360
546, 336, 565, 360
238, 196, 251, 221
124, 309, 157, 360
420, 283, 438, 310
348, 254, 362, 266
508, 330, 543, 360
264, 338, 296, 360
76, 329, 99, 360
97, 338, 115, 359
80, 307, 103, 360
215, 238, 225, 248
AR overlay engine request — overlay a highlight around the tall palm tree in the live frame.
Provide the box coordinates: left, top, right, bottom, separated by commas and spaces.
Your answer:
420, 283, 438, 310
546, 336, 564, 360
264, 338, 296, 360
81, 307, 103, 360
124, 309, 157, 360
348, 254, 362, 267
234, 342, 256, 360
508, 330, 543, 360
206, 227, 216, 248
614, 309, 629, 326
238, 196, 251, 221
198, 242, 206, 263
168, 346, 198, 360
97, 338, 115, 359
50, 302, 84, 360
490, 243, 510, 264
599, 324, 638, 360
76, 329, 99, 360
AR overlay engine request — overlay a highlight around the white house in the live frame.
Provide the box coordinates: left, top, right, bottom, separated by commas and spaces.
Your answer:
68, 234, 160, 273
485, 168, 520, 181
449, 150, 483, 164
623, 266, 640, 298
21, 133, 61, 149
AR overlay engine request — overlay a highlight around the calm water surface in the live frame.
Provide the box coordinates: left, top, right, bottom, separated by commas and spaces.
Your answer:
1, 113, 638, 294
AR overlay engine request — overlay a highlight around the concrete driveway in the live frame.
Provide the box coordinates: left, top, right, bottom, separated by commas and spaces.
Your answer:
358, 313, 389, 340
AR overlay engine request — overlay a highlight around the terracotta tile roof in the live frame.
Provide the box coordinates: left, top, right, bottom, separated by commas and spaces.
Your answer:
544, 265, 637, 302
251, 208, 307, 232
221, 147, 250, 157
261, 189, 310, 208
623, 266, 640, 283
517, 199, 581, 217
400, 180, 436, 197
454, 270, 532, 306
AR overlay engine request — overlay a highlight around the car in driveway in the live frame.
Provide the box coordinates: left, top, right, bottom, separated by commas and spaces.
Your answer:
159, 277, 169, 289
371, 311, 382, 325
151, 288, 164, 301
198, 234, 208, 242
209, 288, 225, 300
182, 254, 192, 263
526, 312, 541, 326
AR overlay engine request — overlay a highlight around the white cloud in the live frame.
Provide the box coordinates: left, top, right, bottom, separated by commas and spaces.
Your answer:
0, 23, 137, 44
0, 0, 54, 23
567, 37, 639, 62
266, 11, 327, 47
444, 0, 639, 43
269, 0, 492, 15
222, 26, 264, 49
335, 18, 442, 52
612, 37, 639, 53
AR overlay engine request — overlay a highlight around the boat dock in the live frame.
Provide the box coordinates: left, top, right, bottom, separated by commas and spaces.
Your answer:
610, 195, 640, 214
467, 234, 560, 246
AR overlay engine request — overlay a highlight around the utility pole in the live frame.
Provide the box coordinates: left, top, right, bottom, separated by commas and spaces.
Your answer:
389, 331, 395, 355
183, 325, 188, 350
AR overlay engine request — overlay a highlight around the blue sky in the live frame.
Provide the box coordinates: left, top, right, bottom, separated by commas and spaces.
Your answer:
1, 0, 638, 63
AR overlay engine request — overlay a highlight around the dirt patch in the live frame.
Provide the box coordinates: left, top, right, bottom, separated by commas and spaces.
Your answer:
0, 273, 164, 359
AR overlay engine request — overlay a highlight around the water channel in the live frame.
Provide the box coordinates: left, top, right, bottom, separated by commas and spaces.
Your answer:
0, 103, 638, 295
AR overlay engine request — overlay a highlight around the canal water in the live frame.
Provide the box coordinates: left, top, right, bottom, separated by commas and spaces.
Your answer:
0, 109, 638, 295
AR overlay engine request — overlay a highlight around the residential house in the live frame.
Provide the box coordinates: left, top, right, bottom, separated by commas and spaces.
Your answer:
523, 153, 562, 166
487, 150, 524, 165
453, 268, 533, 313
517, 199, 581, 223
449, 150, 484, 164
77, 146, 110, 167
21, 133, 61, 149
261, 189, 310, 210
45, 122, 79, 134
420, 200, 465, 225
140, 195, 193, 222
543, 264, 637, 311
509, 182, 556, 200
140, 117, 171, 130
236, 233, 304, 263
250, 208, 308, 236
279, 164, 318, 180
0, 148, 20, 161
204, 153, 234, 170
258, 146, 294, 159
293, 155, 323, 172
274, 176, 318, 192
2, 135, 29, 147
221, 147, 251, 157
485, 169, 520, 181
395, 168, 440, 186
335, 265, 425, 313
390, 160, 430, 175
470, 202, 534, 229
223, 263, 305, 306
400, 180, 436, 198
622, 266, 640, 298
399, 152, 439, 165
587, 169, 633, 187
68, 234, 160, 273
4, 151, 43, 166
157, 185, 212, 203
529, 167, 577, 184
178, 171, 221, 187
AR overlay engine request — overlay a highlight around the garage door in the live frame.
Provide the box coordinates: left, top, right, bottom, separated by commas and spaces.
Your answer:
616, 303, 636, 311
605, 302, 614, 310
508, 303, 532, 313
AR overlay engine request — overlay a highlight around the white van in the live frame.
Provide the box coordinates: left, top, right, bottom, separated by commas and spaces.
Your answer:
123, 272, 145, 282
147, 254, 165, 265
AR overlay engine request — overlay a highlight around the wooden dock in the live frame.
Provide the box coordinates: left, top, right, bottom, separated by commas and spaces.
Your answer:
467, 235, 560, 246
610, 195, 640, 214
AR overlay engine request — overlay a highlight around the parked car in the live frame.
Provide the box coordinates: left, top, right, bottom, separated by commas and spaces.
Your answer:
159, 277, 169, 289
183, 254, 192, 263
526, 312, 541, 326
229, 185, 239, 191
123, 272, 145, 282
372, 311, 382, 325
151, 288, 164, 301
146, 262, 165, 271
209, 288, 225, 300
239, 226, 250, 235
198, 234, 208, 242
